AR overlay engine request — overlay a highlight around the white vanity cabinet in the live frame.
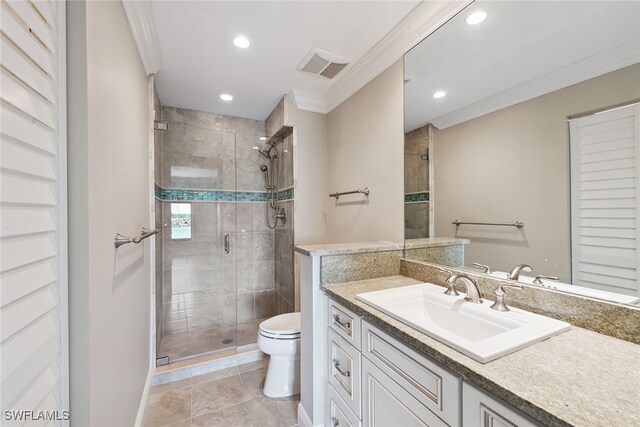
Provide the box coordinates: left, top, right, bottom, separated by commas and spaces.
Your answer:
325, 298, 542, 427
326, 299, 461, 427
462, 383, 541, 427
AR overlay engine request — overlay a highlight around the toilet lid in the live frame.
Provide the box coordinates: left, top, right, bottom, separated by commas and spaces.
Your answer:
259, 312, 301, 335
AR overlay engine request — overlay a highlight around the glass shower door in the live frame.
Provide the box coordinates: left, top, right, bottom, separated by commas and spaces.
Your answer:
156, 111, 238, 363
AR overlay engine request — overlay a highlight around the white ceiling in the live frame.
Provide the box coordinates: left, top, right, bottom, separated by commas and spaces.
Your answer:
152, 0, 419, 120
404, 1, 640, 131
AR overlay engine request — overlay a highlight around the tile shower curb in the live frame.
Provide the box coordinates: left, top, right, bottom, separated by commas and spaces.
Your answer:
151, 348, 266, 386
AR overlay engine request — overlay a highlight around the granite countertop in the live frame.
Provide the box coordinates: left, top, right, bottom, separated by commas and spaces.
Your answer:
323, 276, 640, 427
404, 237, 470, 249
295, 238, 467, 256
295, 241, 404, 256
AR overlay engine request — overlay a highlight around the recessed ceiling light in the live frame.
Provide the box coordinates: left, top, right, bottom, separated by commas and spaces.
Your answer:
466, 11, 487, 25
220, 93, 233, 102
233, 36, 250, 49
259, 136, 267, 141
433, 91, 446, 99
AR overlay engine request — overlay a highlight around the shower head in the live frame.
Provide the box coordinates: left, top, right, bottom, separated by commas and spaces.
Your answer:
260, 164, 273, 189
258, 149, 271, 160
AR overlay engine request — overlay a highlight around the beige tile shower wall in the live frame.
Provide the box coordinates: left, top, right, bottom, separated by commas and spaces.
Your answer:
273, 131, 295, 314
404, 125, 429, 194
433, 64, 640, 282
326, 60, 405, 244
159, 107, 276, 349
275, 200, 295, 314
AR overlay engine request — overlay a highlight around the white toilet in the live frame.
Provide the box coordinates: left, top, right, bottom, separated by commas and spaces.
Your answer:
257, 312, 301, 397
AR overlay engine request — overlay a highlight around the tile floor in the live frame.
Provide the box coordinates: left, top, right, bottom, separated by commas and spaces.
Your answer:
144, 358, 299, 427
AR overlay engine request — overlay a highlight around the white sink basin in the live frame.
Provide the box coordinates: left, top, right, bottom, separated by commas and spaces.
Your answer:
356, 283, 570, 363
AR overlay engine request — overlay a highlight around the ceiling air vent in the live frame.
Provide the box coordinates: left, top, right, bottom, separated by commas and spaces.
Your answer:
297, 48, 349, 80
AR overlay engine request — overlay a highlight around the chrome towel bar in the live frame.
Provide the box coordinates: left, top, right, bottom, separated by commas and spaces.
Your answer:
330, 187, 370, 200
114, 227, 159, 248
452, 220, 524, 229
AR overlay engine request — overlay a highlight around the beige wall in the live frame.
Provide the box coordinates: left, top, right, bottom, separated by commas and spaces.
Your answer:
285, 95, 329, 246
433, 64, 640, 281
326, 60, 405, 244
68, 1, 151, 425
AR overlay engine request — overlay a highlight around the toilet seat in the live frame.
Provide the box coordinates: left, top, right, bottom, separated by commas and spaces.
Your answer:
259, 312, 300, 340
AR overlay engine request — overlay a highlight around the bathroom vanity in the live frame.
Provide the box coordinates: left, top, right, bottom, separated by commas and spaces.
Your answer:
296, 243, 640, 427
326, 296, 539, 427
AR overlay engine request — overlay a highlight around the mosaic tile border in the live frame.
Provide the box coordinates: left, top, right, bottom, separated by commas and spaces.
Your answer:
154, 185, 294, 202
405, 191, 429, 203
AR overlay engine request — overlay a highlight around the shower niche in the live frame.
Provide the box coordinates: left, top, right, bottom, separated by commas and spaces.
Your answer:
153, 99, 295, 364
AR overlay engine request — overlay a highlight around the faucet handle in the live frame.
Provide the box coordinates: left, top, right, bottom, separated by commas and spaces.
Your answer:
436, 266, 452, 276
436, 268, 459, 296
472, 263, 492, 274
533, 275, 559, 284
490, 282, 523, 312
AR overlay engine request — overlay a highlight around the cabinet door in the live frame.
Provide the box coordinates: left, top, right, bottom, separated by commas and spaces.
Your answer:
362, 321, 461, 426
362, 358, 448, 427
463, 383, 541, 427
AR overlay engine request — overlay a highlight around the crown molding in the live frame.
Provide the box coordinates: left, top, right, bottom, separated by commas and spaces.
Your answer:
122, 0, 163, 76
289, 89, 329, 114
431, 40, 640, 130
322, 0, 473, 113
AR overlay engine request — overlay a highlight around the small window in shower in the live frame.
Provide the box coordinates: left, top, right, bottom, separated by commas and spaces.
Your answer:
171, 203, 192, 240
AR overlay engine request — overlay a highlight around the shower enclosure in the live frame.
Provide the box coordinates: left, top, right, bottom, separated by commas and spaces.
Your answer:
153, 101, 295, 364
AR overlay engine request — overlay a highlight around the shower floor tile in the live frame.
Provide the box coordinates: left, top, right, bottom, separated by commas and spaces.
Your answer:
143, 358, 299, 427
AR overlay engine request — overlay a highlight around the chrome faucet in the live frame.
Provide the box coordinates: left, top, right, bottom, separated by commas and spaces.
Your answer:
508, 264, 532, 281
490, 282, 523, 312
445, 273, 483, 304
472, 263, 492, 274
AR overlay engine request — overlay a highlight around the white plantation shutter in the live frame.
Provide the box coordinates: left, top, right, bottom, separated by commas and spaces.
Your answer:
1, 0, 68, 423
570, 103, 640, 297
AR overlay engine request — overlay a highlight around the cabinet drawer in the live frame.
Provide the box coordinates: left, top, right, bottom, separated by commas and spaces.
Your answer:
463, 382, 541, 427
328, 328, 362, 417
362, 357, 448, 427
328, 299, 362, 351
327, 384, 361, 427
362, 321, 461, 427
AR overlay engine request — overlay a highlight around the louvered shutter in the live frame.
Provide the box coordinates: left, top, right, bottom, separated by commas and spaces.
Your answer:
1, 0, 68, 422
570, 103, 640, 297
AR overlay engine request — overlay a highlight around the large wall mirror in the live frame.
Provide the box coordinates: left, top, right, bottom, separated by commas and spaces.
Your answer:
404, 0, 640, 306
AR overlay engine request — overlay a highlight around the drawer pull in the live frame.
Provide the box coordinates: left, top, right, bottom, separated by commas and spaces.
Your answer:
334, 360, 351, 377
333, 314, 351, 329
331, 417, 340, 427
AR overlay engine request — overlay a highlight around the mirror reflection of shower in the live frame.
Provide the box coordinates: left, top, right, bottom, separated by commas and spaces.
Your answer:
259, 139, 286, 229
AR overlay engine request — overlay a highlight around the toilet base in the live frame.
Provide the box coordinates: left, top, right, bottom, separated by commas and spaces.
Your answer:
264, 355, 300, 398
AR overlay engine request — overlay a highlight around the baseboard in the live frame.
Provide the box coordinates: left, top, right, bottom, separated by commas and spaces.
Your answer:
298, 402, 316, 427
134, 367, 153, 427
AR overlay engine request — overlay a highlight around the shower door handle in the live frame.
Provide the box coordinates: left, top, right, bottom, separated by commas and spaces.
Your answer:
224, 233, 230, 254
